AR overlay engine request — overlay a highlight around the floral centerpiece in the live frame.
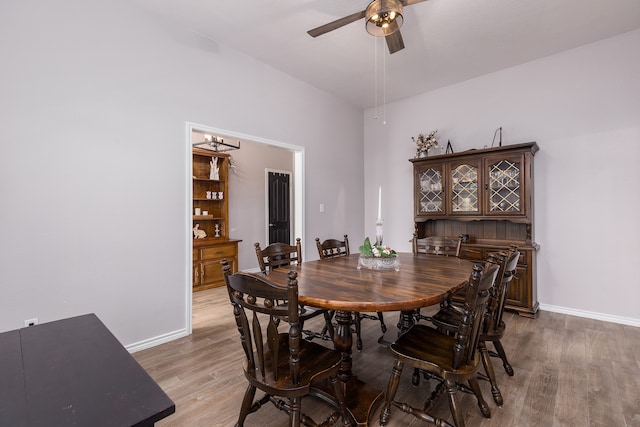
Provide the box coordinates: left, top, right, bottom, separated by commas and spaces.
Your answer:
359, 237, 396, 257
412, 130, 439, 158
357, 237, 400, 271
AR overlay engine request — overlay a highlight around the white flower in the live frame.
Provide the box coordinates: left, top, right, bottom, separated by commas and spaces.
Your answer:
413, 130, 439, 156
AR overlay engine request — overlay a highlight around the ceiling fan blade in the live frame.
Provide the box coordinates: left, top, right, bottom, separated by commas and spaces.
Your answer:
403, 0, 428, 5
386, 30, 405, 54
307, 10, 367, 37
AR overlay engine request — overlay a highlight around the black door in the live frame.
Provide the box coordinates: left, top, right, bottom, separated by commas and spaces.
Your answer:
268, 172, 291, 244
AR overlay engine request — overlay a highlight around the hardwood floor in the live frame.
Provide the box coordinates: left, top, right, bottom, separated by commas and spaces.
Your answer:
134, 286, 640, 426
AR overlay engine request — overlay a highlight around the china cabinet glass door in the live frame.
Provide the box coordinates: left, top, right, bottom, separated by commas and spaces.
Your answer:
451, 163, 479, 213
487, 156, 523, 215
418, 166, 444, 214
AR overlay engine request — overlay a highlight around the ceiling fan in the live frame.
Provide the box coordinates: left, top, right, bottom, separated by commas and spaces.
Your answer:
307, 0, 428, 54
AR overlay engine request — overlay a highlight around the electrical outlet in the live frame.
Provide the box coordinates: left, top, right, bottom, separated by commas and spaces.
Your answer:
24, 318, 38, 327
319, 203, 325, 213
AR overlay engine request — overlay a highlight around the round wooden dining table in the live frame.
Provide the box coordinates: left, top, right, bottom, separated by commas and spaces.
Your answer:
265, 252, 475, 426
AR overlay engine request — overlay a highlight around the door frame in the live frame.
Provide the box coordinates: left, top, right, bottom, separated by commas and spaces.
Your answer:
265, 169, 293, 245
184, 121, 305, 335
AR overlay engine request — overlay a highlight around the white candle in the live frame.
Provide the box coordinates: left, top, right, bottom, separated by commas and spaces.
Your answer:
377, 186, 382, 220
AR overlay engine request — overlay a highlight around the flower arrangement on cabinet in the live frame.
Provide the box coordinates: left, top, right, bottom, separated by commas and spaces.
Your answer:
412, 130, 439, 158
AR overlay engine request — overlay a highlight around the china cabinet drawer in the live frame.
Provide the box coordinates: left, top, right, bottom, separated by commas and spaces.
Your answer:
200, 244, 237, 260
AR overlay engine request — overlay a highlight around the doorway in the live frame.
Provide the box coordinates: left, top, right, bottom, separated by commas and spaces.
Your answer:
185, 121, 305, 335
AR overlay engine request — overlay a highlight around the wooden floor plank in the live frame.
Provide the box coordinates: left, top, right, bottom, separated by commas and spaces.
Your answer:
519, 363, 559, 426
615, 364, 640, 427
553, 363, 589, 426
587, 362, 627, 426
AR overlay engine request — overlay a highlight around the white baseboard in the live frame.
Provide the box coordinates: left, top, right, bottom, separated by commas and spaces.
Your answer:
126, 327, 189, 353
127, 269, 261, 354
539, 304, 640, 328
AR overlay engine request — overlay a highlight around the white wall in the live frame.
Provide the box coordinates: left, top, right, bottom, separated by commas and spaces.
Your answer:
364, 29, 640, 323
0, 0, 364, 346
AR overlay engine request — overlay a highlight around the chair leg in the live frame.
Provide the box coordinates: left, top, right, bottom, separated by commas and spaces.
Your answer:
322, 310, 335, 339
328, 374, 351, 426
380, 359, 404, 426
445, 379, 465, 427
412, 367, 421, 386
237, 384, 257, 427
354, 313, 363, 351
377, 312, 387, 333
467, 377, 491, 419
492, 339, 514, 376
413, 308, 432, 323
289, 396, 301, 427
479, 341, 503, 406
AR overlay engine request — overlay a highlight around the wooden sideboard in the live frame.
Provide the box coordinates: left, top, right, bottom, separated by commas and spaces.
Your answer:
411, 142, 539, 317
192, 148, 240, 291
193, 238, 240, 291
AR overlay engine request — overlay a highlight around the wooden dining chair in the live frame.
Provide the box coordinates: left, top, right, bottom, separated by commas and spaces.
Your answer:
412, 235, 462, 257
379, 262, 500, 427
222, 261, 350, 427
255, 238, 332, 342
315, 235, 387, 350
315, 234, 350, 259
313, 235, 349, 341
431, 246, 520, 406
254, 238, 303, 273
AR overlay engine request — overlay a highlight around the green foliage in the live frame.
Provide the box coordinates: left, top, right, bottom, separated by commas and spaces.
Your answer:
359, 237, 397, 258
359, 236, 374, 256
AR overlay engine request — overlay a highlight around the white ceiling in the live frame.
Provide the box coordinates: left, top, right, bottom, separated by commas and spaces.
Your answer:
132, 0, 640, 109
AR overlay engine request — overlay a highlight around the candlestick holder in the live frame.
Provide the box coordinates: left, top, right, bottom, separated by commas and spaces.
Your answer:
375, 218, 383, 246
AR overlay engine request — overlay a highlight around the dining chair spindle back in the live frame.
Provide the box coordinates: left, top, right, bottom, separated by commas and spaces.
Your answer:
380, 262, 500, 427
222, 260, 350, 427
431, 245, 520, 406
413, 235, 462, 257
254, 238, 332, 342
315, 235, 350, 259
254, 238, 302, 273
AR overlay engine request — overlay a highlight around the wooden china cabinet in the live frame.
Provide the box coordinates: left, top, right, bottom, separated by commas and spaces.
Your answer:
192, 148, 241, 291
411, 142, 539, 317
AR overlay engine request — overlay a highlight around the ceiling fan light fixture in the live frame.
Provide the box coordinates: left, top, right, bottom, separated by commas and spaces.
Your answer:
365, 0, 403, 37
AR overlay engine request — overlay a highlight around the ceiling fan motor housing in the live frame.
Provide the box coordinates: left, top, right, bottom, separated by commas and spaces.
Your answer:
366, 0, 404, 36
